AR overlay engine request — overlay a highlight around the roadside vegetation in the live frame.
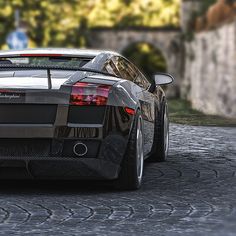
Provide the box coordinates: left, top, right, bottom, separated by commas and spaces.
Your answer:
0, 0, 180, 49
168, 99, 236, 127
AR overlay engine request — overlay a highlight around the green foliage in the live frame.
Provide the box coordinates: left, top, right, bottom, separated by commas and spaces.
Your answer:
123, 43, 167, 78
0, 0, 87, 47
0, 0, 180, 48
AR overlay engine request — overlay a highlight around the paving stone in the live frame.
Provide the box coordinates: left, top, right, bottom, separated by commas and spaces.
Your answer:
0, 124, 235, 236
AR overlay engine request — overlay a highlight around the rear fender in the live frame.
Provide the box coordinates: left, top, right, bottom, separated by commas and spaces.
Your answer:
107, 80, 140, 109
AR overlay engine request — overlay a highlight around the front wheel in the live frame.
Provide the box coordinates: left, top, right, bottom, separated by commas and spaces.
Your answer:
114, 112, 144, 190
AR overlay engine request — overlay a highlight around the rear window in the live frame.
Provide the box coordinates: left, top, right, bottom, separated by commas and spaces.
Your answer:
0, 56, 91, 89
0, 56, 92, 68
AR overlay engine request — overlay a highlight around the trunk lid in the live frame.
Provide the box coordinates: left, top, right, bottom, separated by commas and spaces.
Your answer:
0, 69, 73, 105
0, 69, 74, 125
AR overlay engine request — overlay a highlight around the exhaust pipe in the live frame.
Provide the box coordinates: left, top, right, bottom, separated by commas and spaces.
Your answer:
73, 142, 88, 157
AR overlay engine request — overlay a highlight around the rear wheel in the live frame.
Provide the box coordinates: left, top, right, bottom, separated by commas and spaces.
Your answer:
149, 101, 169, 162
114, 112, 144, 190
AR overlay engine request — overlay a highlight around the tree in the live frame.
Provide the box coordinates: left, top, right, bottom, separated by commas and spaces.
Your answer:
0, 0, 180, 48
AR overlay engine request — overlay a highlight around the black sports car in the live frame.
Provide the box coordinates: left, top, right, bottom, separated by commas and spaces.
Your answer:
0, 48, 173, 190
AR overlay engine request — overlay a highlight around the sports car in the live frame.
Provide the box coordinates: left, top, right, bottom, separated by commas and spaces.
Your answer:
0, 48, 173, 190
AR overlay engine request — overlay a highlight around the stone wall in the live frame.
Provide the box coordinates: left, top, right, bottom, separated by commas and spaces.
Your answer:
182, 21, 236, 118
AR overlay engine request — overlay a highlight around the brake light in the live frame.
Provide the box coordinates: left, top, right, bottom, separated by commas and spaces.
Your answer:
70, 82, 111, 106
124, 107, 136, 115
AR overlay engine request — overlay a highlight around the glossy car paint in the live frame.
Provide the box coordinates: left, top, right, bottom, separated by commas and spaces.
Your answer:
0, 48, 166, 180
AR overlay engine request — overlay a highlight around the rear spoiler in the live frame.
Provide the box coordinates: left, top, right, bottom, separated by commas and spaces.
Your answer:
0, 64, 119, 89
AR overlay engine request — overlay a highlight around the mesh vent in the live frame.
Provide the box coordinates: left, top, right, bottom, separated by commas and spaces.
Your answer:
0, 139, 51, 157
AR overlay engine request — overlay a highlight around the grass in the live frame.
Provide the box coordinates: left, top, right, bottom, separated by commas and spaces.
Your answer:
168, 99, 236, 127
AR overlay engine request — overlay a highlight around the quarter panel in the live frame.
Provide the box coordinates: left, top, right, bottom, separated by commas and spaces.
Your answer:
108, 80, 155, 156
137, 90, 155, 156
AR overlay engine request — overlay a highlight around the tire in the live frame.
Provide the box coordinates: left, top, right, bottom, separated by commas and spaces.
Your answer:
114, 111, 144, 190
149, 100, 169, 162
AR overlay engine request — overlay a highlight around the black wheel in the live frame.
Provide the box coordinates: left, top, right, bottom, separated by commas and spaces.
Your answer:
114, 111, 144, 190
149, 100, 169, 162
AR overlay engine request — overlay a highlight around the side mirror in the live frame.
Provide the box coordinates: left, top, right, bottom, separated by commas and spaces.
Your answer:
154, 73, 174, 86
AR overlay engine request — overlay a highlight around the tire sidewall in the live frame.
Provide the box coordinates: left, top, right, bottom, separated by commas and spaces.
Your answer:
115, 110, 144, 190
149, 100, 168, 162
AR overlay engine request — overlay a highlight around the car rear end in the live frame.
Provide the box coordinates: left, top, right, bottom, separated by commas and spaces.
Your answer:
0, 52, 135, 180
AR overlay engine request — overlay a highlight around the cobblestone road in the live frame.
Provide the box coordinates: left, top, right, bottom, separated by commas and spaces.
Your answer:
0, 124, 235, 236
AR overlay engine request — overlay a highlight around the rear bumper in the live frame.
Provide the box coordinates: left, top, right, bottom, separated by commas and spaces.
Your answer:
0, 134, 127, 180
0, 106, 134, 180
0, 159, 120, 180
29, 159, 120, 180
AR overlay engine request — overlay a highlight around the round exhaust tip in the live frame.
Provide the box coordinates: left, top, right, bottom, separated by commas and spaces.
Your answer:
73, 142, 88, 157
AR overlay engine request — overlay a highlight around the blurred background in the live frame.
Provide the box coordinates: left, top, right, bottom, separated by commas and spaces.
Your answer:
0, 0, 235, 125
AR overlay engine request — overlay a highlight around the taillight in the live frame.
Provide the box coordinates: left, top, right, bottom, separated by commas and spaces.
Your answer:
70, 82, 111, 106
124, 107, 136, 115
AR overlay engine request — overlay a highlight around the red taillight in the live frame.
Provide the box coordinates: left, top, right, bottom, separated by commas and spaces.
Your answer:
124, 107, 136, 115
70, 82, 111, 106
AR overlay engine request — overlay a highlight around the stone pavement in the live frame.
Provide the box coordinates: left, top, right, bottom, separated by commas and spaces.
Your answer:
0, 124, 235, 236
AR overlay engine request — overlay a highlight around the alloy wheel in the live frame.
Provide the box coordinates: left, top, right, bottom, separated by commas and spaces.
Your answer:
136, 117, 144, 182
